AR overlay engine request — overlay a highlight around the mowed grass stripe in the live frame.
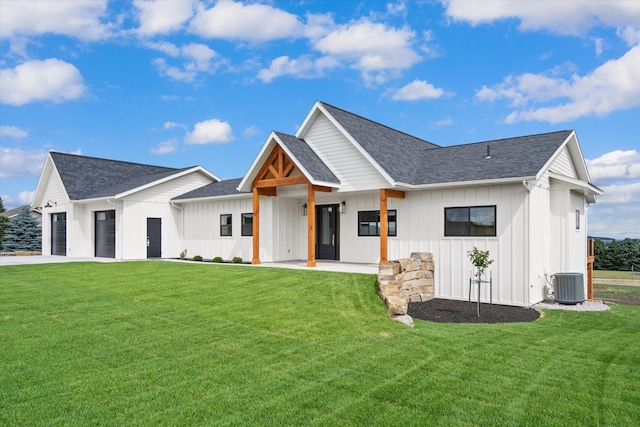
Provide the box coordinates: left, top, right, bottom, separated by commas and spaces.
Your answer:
1, 262, 639, 426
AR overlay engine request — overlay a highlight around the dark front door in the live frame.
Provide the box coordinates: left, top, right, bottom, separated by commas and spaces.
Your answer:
316, 205, 339, 260
51, 212, 67, 256
95, 210, 115, 258
147, 218, 162, 258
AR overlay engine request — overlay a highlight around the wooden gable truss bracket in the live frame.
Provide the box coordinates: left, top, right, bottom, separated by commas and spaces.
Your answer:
251, 144, 332, 267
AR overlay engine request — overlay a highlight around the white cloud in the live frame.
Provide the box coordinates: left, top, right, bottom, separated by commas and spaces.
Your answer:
313, 20, 421, 84
476, 45, 640, 123
0, 125, 29, 139
185, 119, 234, 144
257, 55, 338, 83
150, 138, 179, 155
163, 121, 185, 130
618, 26, 640, 45
392, 79, 447, 101
434, 117, 454, 127
242, 126, 260, 138
0, 59, 87, 106
0, 146, 48, 178
0, 0, 111, 41
134, 0, 196, 37
442, 0, 640, 37
148, 42, 220, 82
145, 41, 181, 57
586, 150, 640, 238
586, 150, 640, 185
189, 0, 303, 42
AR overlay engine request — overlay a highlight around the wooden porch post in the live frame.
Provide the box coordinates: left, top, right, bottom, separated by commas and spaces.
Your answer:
379, 189, 406, 265
307, 184, 316, 267
252, 187, 260, 264
380, 189, 388, 265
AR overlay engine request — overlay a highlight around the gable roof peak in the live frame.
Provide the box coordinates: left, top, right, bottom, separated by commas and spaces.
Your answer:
317, 101, 439, 148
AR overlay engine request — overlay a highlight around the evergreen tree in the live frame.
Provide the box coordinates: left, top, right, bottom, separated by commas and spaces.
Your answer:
2, 207, 41, 252
0, 197, 8, 251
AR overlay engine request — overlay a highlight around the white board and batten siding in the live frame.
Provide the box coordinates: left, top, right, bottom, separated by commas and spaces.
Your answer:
337, 184, 532, 306
38, 167, 71, 256
303, 114, 389, 192
117, 172, 215, 259
181, 196, 254, 262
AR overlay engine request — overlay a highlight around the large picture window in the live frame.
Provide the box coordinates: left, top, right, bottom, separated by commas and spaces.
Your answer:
445, 206, 496, 237
220, 214, 232, 236
241, 213, 253, 236
358, 210, 397, 237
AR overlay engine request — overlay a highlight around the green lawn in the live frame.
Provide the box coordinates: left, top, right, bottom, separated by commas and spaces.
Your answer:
1, 262, 639, 426
594, 270, 640, 280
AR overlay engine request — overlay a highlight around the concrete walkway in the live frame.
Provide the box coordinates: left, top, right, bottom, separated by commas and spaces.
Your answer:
0, 255, 119, 266
0, 255, 378, 274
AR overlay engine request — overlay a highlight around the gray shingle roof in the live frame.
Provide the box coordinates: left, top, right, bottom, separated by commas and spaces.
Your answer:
50, 152, 186, 200
320, 102, 440, 183
275, 132, 340, 184
412, 131, 573, 185
173, 178, 244, 200
319, 103, 572, 186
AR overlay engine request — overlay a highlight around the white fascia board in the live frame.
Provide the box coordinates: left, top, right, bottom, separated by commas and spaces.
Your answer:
172, 193, 252, 204
401, 176, 538, 191
31, 153, 71, 208
549, 172, 603, 196
115, 166, 218, 199
295, 101, 323, 139
536, 131, 591, 183
237, 133, 278, 192
31, 154, 55, 208
299, 103, 396, 187
565, 131, 593, 183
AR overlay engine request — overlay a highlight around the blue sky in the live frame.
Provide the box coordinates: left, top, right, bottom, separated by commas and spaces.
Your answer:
1, 0, 639, 238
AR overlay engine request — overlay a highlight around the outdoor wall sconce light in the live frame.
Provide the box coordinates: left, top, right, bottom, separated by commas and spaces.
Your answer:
301, 203, 307, 216
44, 200, 56, 208
339, 201, 346, 214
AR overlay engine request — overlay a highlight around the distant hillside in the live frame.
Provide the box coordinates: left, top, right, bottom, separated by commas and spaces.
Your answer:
589, 236, 615, 243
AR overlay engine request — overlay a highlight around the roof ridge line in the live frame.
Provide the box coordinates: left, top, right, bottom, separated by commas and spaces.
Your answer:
319, 101, 439, 147
50, 151, 180, 171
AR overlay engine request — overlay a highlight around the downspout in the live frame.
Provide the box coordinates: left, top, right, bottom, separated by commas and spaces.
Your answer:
107, 198, 122, 260
522, 181, 532, 305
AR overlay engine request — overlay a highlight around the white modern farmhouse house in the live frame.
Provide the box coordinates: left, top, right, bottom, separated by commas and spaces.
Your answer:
32, 101, 601, 306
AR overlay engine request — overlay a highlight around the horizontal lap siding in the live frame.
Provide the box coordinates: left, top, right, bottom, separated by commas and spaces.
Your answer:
304, 115, 388, 191
549, 146, 578, 178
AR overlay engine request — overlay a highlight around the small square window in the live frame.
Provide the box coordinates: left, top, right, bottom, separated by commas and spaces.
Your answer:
220, 214, 232, 236
241, 213, 253, 236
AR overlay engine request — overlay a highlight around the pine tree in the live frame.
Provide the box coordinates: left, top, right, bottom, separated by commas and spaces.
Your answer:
0, 197, 9, 251
2, 207, 42, 252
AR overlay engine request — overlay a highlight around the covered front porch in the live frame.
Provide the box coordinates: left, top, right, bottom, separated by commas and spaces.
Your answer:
246, 142, 405, 267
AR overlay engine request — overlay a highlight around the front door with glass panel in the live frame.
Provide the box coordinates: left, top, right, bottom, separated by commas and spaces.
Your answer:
316, 204, 339, 260
51, 212, 67, 256
95, 210, 116, 258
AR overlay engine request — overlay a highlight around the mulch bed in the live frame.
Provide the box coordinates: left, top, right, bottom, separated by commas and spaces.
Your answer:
408, 298, 541, 324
